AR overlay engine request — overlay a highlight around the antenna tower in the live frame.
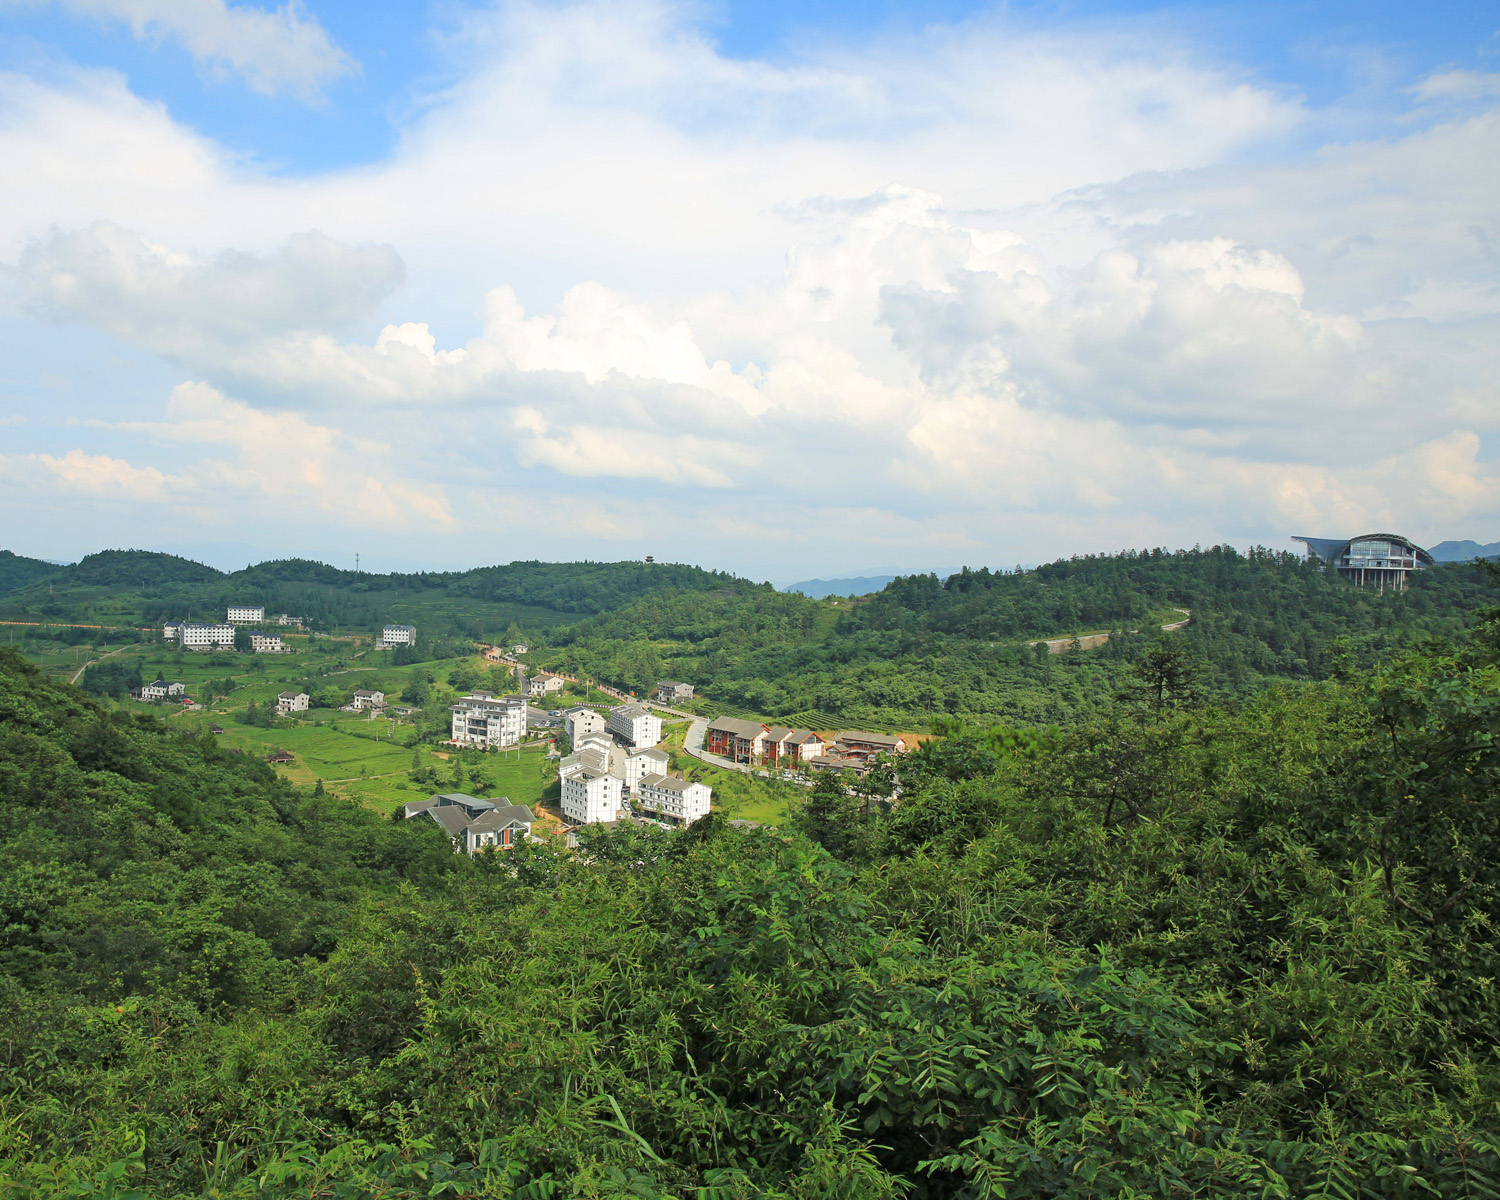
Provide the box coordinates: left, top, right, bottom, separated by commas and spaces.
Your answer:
355, 553, 360, 574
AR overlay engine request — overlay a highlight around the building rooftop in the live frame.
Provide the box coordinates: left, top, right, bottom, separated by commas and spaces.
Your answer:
638, 773, 699, 793
708, 716, 768, 738
612, 702, 652, 719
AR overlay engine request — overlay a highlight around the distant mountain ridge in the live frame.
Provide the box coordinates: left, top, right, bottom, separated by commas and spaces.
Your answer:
1428, 539, 1500, 562
783, 575, 898, 599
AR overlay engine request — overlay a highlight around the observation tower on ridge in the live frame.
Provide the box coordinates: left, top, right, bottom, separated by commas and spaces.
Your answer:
1292, 533, 1433, 591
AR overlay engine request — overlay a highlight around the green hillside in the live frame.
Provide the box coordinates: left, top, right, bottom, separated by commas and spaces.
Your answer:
4, 587, 1500, 1196
536, 546, 1496, 728
0, 549, 62, 596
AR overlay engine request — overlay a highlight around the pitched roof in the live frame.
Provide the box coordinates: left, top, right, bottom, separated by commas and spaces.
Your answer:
630, 746, 669, 760
426, 807, 470, 835
787, 729, 822, 744
638, 773, 699, 793
707, 716, 768, 739
402, 797, 438, 817
837, 731, 904, 748
612, 702, 651, 719
468, 803, 534, 831
764, 726, 792, 741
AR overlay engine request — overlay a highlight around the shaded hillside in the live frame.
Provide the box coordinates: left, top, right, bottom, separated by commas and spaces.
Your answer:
0, 549, 61, 596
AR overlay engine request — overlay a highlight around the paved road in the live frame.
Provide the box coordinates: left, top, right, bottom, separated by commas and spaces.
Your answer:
70, 644, 130, 685
1026, 608, 1192, 655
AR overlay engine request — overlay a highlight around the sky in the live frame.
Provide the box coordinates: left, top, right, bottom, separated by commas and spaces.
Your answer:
0, 0, 1496, 581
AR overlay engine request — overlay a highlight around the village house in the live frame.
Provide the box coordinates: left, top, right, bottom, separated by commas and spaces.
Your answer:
275, 614, 304, 628
785, 730, 826, 761
249, 632, 290, 654
635, 773, 712, 826
608, 702, 663, 749
402, 794, 534, 854
512, 643, 529, 654
131, 679, 187, 701
275, 691, 310, 714
450, 692, 525, 748
705, 716, 768, 763
653, 680, 694, 704
808, 754, 869, 777
526, 672, 565, 697
264, 750, 295, 764
227, 605, 265, 624
351, 689, 386, 711
834, 731, 908, 760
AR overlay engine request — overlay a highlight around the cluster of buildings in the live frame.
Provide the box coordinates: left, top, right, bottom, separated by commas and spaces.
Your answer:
705, 717, 907, 773
161, 606, 301, 652
400, 793, 536, 855
556, 701, 710, 828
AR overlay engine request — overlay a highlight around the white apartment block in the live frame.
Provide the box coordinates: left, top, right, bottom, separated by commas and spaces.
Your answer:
227, 606, 265, 624
623, 746, 670, 794
608, 703, 662, 749
450, 693, 526, 748
565, 707, 607, 744
561, 768, 623, 826
636, 774, 712, 826
276, 691, 310, 714
249, 632, 290, 654
177, 623, 235, 650
379, 624, 417, 647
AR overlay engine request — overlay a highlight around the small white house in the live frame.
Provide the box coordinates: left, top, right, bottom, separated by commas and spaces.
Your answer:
227, 606, 265, 624
527, 673, 565, 697
352, 689, 386, 711
249, 632, 290, 654
276, 691, 310, 714
608, 702, 662, 749
654, 681, 694, 703
134, 679, 187, 701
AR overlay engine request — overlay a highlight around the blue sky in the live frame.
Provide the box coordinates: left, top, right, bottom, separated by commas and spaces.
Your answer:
0, 0, 1497, 577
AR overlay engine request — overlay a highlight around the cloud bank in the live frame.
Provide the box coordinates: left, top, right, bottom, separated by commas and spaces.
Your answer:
1, 0, 1497, 572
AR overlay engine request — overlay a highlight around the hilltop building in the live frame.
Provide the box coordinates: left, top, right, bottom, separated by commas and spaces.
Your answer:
1293, 533, 1433, 590
450, 692, 526, 748
227, 605, 265, 624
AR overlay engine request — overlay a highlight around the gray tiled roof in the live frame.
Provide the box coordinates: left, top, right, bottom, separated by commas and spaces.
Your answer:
707, 716, 768, 739
638, 773, 697, 793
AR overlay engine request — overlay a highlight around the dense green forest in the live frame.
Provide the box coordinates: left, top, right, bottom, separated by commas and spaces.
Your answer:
3, 572, 1500, 1196
541, 547, 1495, 727
0, 550, 738, 638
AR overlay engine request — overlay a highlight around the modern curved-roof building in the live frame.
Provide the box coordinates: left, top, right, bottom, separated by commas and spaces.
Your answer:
1292, 533, 1433, 590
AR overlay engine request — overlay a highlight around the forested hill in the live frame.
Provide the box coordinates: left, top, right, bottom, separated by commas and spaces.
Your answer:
0, 549, 65, 596
0, 549, 739, 635
541, 546, 1495, 728
5, 587, 1500, 1195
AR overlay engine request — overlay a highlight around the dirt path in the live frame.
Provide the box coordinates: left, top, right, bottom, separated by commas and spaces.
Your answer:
70, 644, 130, 685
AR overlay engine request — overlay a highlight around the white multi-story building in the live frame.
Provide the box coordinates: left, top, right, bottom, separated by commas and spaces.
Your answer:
565, 707, 607, 744
450, 693, 526, 748
275, 614, 305, 628
352, 689, 386, 711
177, 623, 235, 650
276, 691, 310, 714
636, 774, 712, 826
379, 624, 417, 648
161, 620, 184, 641
608, 703, 662, 749
249, 632, 290, 654
227, 605, 265, 624
623, 746, 670, 794
561, 767, 623, 826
